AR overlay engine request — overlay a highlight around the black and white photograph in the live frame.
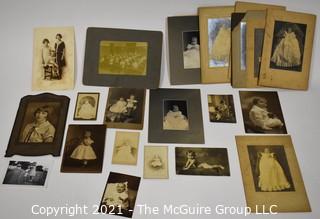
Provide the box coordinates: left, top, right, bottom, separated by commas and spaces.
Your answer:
182, 31, 200, 69
208, 95, 236, 123
144, 146, 169, 179
32, 27, 74, 90
104, 88, 145, 130
6, 93, 69, 157
2, 160, 50, 186
175, 147, 230, 176
74, 93, 99, 120
98, 41, 148, 76
60, 125, 106, 173
99, 172, 141, 218
254, 28, 265, 77
247, 145, 294, 192
208, 18, 231, 67
163, 100, 189, 130
239, 91, 287, 134
270, 21, 306, 72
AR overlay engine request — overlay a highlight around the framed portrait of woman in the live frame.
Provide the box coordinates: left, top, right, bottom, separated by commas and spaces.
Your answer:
259, 10, 316, 90
236, 135, 311, 212
5, 93, 69, 157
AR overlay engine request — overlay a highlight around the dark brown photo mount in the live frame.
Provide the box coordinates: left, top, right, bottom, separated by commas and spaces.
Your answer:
167, 16, 201, 85
104, 88, 146, 130
60, 124, 107, 173
73, 92, 100, 121
148, 88, 205, 144
5, 93, 70, 157
83, 27, 163, 89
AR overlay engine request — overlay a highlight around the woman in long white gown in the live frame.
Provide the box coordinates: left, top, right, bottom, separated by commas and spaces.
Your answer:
271, 28, 301, 67
258, 148, 291, 192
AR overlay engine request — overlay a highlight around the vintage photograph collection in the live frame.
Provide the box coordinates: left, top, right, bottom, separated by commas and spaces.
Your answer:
1, 1, 315, 218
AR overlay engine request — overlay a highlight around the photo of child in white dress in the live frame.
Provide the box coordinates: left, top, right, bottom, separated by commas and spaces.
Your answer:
112, 131, 140, 165
163, 100, 189, 130
182, 31, 200, 69
247, 145, 294, 192
74, 93, 99, 120
144, 146, 168, 179
270, 21, 306, 72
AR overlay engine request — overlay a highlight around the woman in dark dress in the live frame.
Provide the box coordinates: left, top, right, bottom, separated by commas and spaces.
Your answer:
54, 33, 66, 79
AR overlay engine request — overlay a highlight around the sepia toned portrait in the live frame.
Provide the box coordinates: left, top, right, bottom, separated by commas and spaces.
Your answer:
74, 93, 99, 120
270, 21, 306, 72
32, 27, 74, 90
112, 131, 140, 165
247, 145, 294, 192
99, 172, 141, 218
104, 88, 145, 130
182, 31, 200, 69
19, 102, 60, 143
175, 147, 230, 176
208, 95, 236, 123
60, 125, 106, 173
208, 18, 231, 68
144, 146, 168, 179
98, 41, 148, 76
2, 160, 50, 187
163, 100, 189, 131
239, 91, 287, 134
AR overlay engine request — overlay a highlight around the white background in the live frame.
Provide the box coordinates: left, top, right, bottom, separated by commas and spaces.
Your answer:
0, 0, 319, 218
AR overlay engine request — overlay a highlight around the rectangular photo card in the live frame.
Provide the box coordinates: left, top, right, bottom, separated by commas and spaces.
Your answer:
144, 146, 168, 179
207, 94, 236, 123
74, 93, 100, 120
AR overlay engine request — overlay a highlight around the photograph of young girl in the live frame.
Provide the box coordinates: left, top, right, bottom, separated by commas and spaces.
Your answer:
247, 145, 294, 192
74, 93, 99, 120
175, 147, 230, 176
104, 88, 145, 129
60, 125, 106, 173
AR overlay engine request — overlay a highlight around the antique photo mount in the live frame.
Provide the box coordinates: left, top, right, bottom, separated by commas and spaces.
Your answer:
148, 88, 204, 144
236, 135, 311, 212
5, 93, 69, 157
73, 92, 100, 121
207, 94, 236, 123
198, 6, 234, 84
143, 145, 169, 179
175, 147, 230, 176
99, 172, 141, 218
104, 88, 146, 130
83, 27, 163, 89
167, 15, 201, 85
259, 10, 316, 90
60, 124, 107, 173
239, 91, 287, 134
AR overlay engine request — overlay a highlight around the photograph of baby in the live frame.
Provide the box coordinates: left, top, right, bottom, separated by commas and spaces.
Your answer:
98, 41, 148, 76
2, 160, 50, 186
208, 18, 231, 68
99, 172, 141, 218
270, 21, 306, 72
175, 147, 230, 176
239, 91, 287, 134
104, 88, 145, 129
19, 102, 60, 143
144, 146, 168, 179
112, 131, 140, 165
60, 125, 106, 173
182, 31, 200, 69
74, 93, 99, 120
163, 100, 189, 131
208, 95, 236, 123
247, 145, 294, 192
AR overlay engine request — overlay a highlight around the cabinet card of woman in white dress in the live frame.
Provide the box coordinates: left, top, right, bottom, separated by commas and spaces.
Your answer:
247, 145, 294, 192
270, 21, 306, 72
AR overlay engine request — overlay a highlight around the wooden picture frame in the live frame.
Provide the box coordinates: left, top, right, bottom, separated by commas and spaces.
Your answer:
167, 15, 201, 85
60, 125, 106, 173
83, 27, 163, 89
148, 88, 204, 144
236, 135, 311, 212
104, 88, 146, 130
199, 6, 234, 84
259, 10, 316, 90
73, 92, 100, 120
5, 93, 69, 157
